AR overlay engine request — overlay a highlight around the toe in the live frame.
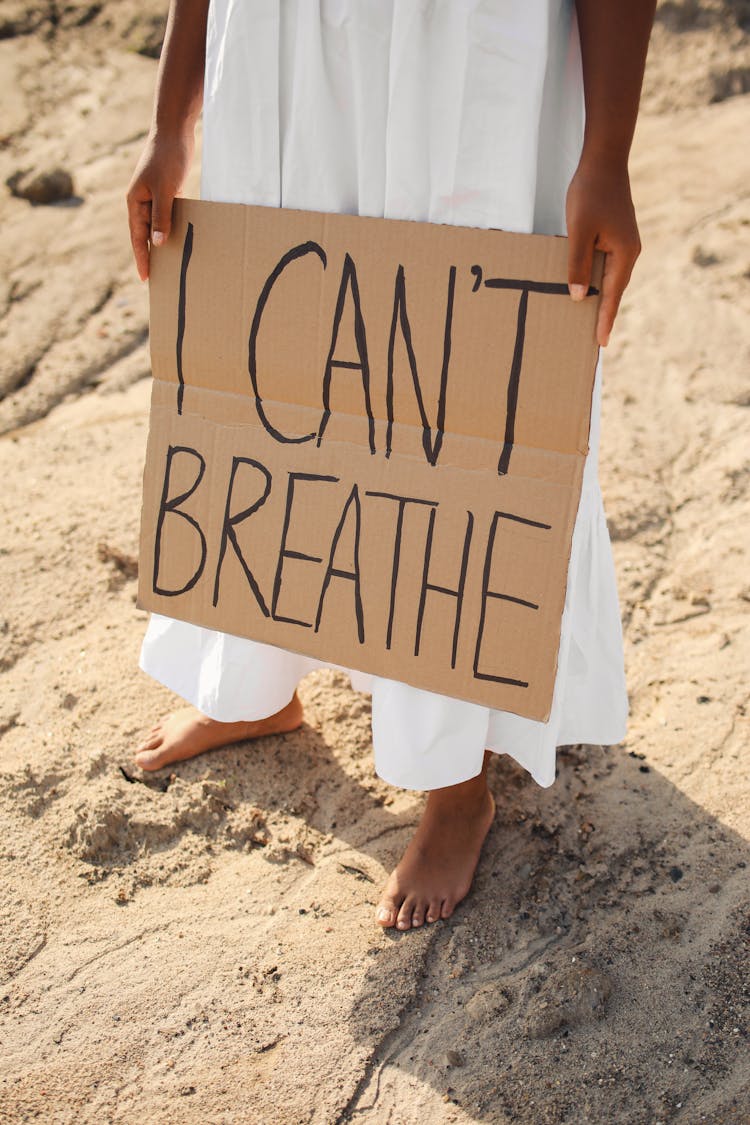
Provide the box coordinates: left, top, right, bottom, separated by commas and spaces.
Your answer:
411, 902, 427, 928
135, 735, 162, 754
426, 898, 442, 924
440, 899, 455, 920
396, 897, 416, 930
375, 897, 400, 928
134, 747, 167, 771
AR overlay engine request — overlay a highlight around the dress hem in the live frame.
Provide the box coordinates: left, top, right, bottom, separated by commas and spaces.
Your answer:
140, 647, 628, 792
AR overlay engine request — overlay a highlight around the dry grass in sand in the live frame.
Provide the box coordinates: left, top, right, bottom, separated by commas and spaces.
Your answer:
0, 2, 748, 1122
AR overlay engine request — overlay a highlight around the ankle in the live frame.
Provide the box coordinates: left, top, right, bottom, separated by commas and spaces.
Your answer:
427, 772, 490, 811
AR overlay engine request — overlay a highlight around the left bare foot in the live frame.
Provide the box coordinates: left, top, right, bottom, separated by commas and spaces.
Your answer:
375, 755, 496, 931
133, 694, 303, 772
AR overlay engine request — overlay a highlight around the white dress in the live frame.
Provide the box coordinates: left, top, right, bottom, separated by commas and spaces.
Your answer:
140, 0, 628, 790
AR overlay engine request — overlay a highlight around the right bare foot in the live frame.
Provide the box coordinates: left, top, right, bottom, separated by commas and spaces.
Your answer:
134, 693, 304, 771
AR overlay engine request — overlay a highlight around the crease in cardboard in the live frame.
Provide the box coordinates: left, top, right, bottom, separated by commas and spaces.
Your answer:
158, 381, 593, 462
150, 391, 585, 477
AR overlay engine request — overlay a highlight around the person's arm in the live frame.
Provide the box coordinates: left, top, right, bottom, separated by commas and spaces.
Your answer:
126, 0, 210, 281
567, 0, 656, 345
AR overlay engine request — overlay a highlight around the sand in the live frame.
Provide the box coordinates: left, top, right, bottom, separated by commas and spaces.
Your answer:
0, 3, 748, 1123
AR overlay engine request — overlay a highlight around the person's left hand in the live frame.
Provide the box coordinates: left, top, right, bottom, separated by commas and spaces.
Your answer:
565, 154, 641, 346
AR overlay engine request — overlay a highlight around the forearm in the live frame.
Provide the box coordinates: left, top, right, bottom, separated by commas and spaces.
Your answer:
151, 0, 210, 136
574, 0, 656, 168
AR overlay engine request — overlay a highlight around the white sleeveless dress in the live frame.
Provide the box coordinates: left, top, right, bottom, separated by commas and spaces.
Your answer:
140, 0, 628, 790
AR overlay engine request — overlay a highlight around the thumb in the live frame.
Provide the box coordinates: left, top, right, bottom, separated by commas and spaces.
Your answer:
567, 221, 595, 304
150, 189, 175, 248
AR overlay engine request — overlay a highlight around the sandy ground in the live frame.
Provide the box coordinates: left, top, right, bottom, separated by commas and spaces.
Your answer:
1, 3, 749, 1123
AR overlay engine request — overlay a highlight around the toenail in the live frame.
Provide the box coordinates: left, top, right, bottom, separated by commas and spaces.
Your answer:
376, 908, 391, 923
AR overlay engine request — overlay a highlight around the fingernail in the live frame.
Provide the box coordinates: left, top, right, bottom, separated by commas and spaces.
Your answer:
569, 283, 587, 302
152, 230, 165, 247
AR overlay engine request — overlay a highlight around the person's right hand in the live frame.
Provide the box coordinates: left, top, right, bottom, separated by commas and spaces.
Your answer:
126, 130, 194, 281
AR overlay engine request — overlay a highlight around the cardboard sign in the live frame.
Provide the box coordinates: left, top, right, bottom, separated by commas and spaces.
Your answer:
139, 199, 602, 721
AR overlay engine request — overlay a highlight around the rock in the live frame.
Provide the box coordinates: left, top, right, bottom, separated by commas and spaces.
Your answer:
523, 965, 613, 1039
0, 5, 47, 39
691, 246, 720, 268
7, 167, 75, 205
445, 1050, 465, 1068
67, 799, 129, 862
465, 983, 512, 1021
263, 844, 294, 864
97, 542, 139, 580
124, 15, 166, 59
710, 65, 750, 104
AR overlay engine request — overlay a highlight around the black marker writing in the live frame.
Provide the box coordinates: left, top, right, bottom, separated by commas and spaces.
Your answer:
473, 509, 552, 686
386, 263, 456, 466
498, 286, 528, 476
175, 222, 194, 415
480, 274, 599, 476
153, 444, 206, 596
317, 252, 376, 454
272, 471, 338, 628
414, 507, 474, 668
315, 483, 365, 643
365, 491, 437, 649
248, 241, 327, 444
213, 456, 273, 614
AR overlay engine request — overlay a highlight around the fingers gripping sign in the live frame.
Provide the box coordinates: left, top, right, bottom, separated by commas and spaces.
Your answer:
565, 160, 641, 347
126, 171, 173, 282
126, 180, 157, 282
566, 214, 596, 310
126, 133, 194, 281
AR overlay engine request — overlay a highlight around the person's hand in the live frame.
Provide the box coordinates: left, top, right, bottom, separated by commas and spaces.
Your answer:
565, 154, 641, 346
126, 129, 194, 281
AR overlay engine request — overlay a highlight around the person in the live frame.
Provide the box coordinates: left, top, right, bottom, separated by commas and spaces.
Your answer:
126, 0, 655, 933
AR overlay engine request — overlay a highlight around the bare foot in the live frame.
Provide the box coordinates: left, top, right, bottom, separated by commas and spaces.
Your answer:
134, 692, 304, 771
375, 755, 496, 931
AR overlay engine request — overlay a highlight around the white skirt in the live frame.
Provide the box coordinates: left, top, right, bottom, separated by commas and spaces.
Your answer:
140, 0, 628, 790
